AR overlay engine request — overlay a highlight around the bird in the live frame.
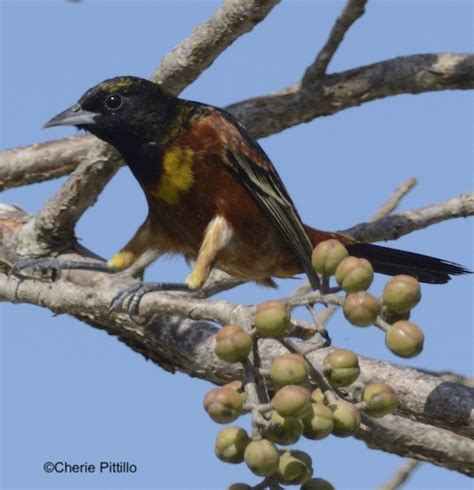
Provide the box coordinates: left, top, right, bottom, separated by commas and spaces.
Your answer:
39, 75, 467, 314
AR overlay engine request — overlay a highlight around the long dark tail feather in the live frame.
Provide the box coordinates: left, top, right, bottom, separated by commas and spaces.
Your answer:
346, 242, 470, 284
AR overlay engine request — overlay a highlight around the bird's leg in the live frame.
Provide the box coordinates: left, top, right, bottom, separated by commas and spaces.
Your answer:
185, 216, 233, 290
111, 216, 233, 320
9, 257, 110, 282
107, 219, 190, 319
9, 218, 157, 283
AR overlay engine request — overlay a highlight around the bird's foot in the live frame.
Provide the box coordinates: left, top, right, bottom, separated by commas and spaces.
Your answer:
9, 257, 110, 282
108, 281, 191, 322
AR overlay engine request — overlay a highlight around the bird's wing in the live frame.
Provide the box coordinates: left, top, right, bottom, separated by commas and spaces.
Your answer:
200, 107, 320, 289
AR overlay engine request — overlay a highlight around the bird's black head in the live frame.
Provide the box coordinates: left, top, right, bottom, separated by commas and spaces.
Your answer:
45, 76, 177, 151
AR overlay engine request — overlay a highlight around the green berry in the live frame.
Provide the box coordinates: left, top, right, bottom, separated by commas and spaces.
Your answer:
362, 383, 398, 418
302, 403, 334, 440
335, 256, 374, 292
324, 349, 360, 387
276, 449, 313, 485
272, 385, 312, 418
270, 353, 309, 386
244, 439, 279, 477
383, 275, 421, 314
385, 320, 424, 358
331, 400, 361, 437
215, 324, 252, 363
215, 427, 250, 464
204, 386, 244, 424
263, 411, 304, 446
254, 301, 289, 337
312, 239, 349, 276
343, 291, 380, 326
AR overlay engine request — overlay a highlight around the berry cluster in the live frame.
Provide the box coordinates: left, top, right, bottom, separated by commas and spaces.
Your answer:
204, 239, 426, 489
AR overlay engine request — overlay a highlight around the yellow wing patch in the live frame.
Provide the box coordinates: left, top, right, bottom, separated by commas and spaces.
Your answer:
153, 146, 195, 205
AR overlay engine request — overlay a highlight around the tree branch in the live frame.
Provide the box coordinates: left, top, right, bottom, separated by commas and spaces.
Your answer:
1, 53, 472, 192
0, 134, 93, 190
1, 201, 473, 436
229, 52, 474, 138
358, 415, 473, 477
1, 195, 472, 473
150, 0, 281, 94
342, 191, 474, 242
16, 143, 122, 256
0, 267, 473, 474
301, 0, 367, 85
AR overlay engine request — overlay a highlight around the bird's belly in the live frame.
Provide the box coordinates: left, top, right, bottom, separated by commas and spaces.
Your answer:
215, 229, 302, 282
144, 157, 304, 282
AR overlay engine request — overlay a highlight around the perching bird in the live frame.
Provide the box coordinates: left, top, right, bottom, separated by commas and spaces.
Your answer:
41, 76, 467, 311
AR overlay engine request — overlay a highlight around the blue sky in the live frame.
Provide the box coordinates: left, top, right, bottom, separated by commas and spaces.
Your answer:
1, 1, 473, 489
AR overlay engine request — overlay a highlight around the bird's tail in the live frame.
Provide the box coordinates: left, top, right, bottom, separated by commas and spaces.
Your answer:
305, 227, 470, 284
345, 242, 469, 284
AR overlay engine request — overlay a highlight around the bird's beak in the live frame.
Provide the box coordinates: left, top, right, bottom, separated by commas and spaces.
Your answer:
43, 103, 97, 128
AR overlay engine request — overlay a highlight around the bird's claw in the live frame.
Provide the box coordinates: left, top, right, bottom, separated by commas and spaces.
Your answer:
108, 281, 191, 322
9, 257, 64, 282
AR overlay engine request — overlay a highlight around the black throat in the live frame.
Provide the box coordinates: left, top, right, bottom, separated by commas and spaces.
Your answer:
120, 141, 164, 184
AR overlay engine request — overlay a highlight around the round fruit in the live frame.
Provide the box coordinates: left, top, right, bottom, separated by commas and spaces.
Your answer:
254, 301, 289, 338
343, 291, 380, 326
312, 239, 349, 276
303, 403, 334, 440
324, 349, 360, 387
215, 324, 252, 363
335, 256, 374, 292
244, 439, 279, 477
270, 353, 309, 386
263, 411, 304, 445
223, 380, 247, 405
331, 400, 361, 437
276, 449, 313, 485
383, 275, 421, 314
362, 383, 398, 418
272, 385, 312, 418
215, 427, 250, 464
385, 320, 424, 358
204, 387, 245, 424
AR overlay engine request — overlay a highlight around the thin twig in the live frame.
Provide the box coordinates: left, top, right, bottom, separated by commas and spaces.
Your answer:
301, 0, 367, 85
318, 306, 338, 326
279, 337, 340, 398
371, 178, 418, 222
378, 459, 421, 490
342, 191, 474, 243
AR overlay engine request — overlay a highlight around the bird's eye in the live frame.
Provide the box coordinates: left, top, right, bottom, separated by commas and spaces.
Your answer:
104, 94, 123, 110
